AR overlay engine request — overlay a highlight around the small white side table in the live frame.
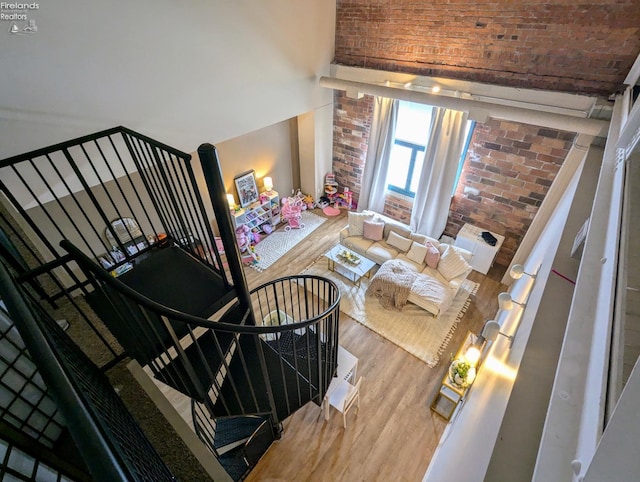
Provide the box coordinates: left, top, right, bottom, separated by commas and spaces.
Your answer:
454, 223, 505, 275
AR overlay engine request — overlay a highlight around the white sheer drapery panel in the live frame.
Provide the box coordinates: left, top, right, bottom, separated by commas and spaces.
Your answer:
410, 107, 469, 238
358, 98, 397, 213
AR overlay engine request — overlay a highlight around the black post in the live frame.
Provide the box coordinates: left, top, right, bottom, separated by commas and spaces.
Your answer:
197, 144, 255, 325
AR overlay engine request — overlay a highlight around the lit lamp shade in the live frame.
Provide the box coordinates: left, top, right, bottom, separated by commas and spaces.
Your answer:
226, 193, 236, 208
464, 345, 482, 367
263, 176, 273, 192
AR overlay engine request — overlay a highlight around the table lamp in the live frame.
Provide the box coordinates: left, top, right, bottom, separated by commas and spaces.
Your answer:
464, 345, 482, 367
226, 193, 236, 209
263, 176, 273, 193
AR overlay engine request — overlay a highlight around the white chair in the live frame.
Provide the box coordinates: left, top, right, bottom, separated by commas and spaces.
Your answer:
328, 377, 363, 428
337, 345, 358, 383
320, 346, 359, 421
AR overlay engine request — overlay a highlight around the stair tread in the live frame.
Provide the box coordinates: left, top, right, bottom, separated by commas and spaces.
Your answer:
213, 333, 326, 420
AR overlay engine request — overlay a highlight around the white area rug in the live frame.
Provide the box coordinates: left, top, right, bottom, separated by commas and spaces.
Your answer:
250, 210, 327, 271
300, 258, 479, 367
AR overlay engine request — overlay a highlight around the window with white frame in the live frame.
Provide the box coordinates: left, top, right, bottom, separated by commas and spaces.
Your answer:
386, 100, 475, 198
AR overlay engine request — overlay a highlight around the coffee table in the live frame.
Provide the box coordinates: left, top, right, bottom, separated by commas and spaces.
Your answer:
324, 244, 376, 287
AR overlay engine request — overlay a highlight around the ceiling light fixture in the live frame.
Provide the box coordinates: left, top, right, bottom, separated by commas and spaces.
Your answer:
432, 85, 441, 93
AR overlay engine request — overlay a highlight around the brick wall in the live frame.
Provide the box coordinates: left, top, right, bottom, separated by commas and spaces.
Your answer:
335, 0, 640, 96
332, 91, 414, 222
332, 91, 373, 206
444, 120, 575, 266
332, 96, 575, 268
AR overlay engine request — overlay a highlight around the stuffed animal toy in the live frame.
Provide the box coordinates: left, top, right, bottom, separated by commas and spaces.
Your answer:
317, 196, 330, 209
303, 194, 315, 210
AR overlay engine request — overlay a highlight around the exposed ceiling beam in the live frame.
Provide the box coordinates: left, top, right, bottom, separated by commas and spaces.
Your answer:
319, 76, 609, 137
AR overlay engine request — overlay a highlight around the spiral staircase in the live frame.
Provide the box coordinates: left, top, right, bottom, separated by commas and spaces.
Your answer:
0, 127, 341, 481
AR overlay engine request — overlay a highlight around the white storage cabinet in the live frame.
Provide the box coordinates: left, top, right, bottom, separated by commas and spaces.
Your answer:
453, 223, 505, 275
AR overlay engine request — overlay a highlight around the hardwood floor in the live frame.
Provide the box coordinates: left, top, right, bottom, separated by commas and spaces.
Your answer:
241, 209, 507, 482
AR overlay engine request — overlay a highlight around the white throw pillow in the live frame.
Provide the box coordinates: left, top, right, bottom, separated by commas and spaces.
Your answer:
437, 245, 470, 281
387, 231, 413, 252
406, 241, 428, 265
452, 245, 473, 263
410, 233, 441, 250
347, 212, 373, 237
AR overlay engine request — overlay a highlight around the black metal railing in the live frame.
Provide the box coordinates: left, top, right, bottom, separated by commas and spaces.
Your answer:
62, 238, 340, 427
1, 129, 342, 482
0, 128, 232, 368
0, 265, 177, 482
0, 306, 66, 449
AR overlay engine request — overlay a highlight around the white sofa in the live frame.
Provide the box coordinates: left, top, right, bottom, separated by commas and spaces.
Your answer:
339, 211, 473, 316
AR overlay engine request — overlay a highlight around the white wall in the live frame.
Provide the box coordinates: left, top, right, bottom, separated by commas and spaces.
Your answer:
205, 119, 297, 201
423, 149, 585, 482
0, 0, 336, 159
297, 103, 334, 200
533, 97, 626, 482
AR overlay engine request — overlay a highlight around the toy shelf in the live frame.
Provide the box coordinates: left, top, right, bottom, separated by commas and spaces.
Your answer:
231, 191, 280, 236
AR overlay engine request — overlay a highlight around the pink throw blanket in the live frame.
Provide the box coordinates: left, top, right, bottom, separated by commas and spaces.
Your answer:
366, 259, 417, 310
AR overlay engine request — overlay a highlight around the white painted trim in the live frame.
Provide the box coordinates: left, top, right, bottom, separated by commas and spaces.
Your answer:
623, 52, 640, 86
616, 91, 640, 154
583, 354, 640, 480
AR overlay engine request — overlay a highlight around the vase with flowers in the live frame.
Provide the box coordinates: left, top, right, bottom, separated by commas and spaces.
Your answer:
448, 358, 476, 389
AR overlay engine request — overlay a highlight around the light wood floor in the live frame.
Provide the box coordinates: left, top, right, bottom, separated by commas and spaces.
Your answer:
241, 209, 507, 482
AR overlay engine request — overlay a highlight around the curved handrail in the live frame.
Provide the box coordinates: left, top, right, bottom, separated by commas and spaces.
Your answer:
62, 238, 341, 427
60, 239, 340, 333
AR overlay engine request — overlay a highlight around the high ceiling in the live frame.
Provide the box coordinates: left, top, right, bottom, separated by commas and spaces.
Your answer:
334, 0, 640, 97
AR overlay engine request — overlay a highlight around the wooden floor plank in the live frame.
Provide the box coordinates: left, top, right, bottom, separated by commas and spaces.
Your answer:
240, 209, 506, 482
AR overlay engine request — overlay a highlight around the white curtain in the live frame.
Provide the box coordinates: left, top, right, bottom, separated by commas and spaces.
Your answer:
358, 98, 398, 213
410, 107, 469, 238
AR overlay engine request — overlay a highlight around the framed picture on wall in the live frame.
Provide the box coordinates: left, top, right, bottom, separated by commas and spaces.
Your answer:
234, 170, 259, 208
